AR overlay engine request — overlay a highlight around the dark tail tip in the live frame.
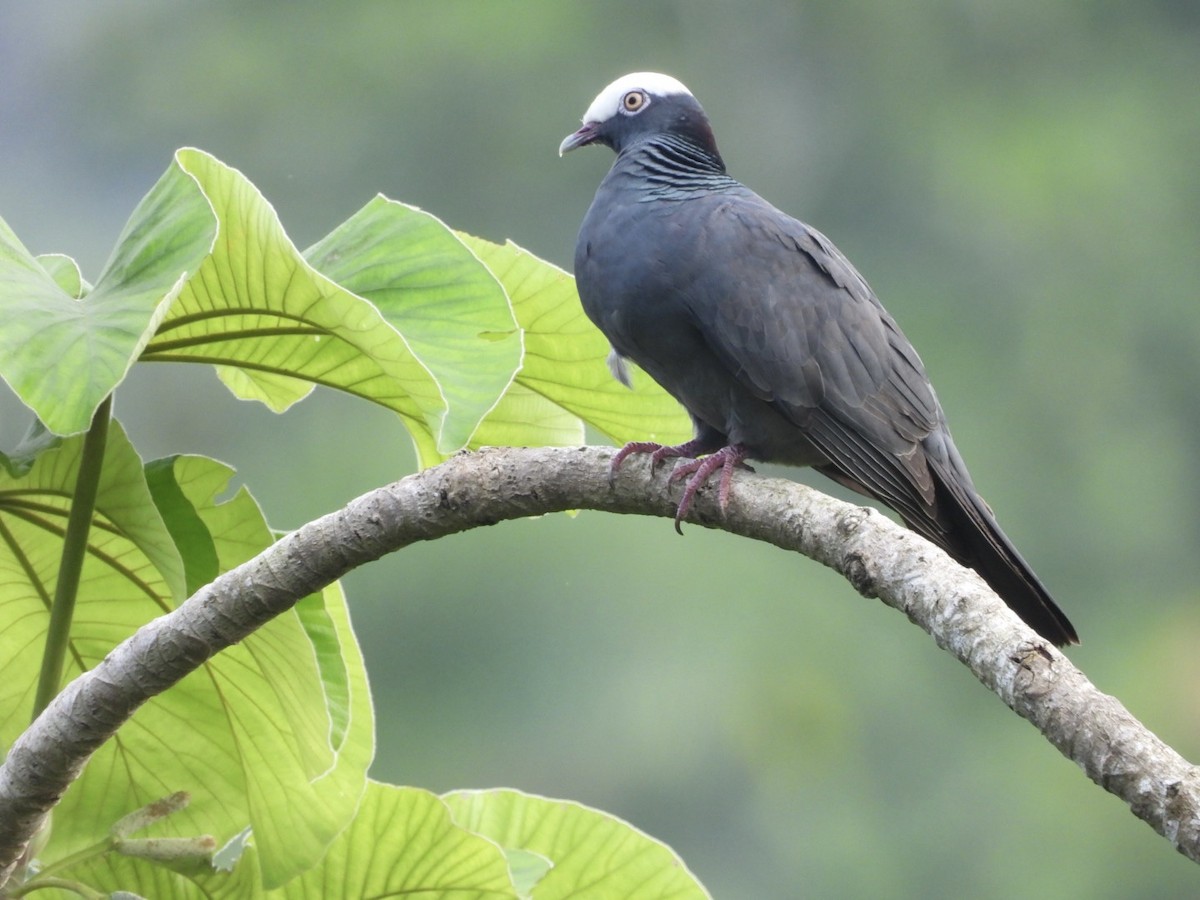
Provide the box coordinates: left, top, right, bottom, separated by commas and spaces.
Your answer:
938, 484, 1079, 647
966, 544, 1079, 646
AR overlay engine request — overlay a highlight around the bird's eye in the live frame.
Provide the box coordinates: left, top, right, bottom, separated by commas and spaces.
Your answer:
622, 90, 647, 113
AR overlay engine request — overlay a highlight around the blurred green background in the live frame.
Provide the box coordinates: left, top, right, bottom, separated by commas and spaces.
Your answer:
2, 1, 1199, 896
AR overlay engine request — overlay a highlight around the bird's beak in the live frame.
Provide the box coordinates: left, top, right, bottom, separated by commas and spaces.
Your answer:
558, 122, 598, 156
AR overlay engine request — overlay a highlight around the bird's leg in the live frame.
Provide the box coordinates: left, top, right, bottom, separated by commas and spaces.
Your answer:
667, 443, 750, 533
609, 437, 715, 480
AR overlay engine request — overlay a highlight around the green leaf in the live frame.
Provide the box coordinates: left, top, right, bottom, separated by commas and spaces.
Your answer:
138, 458, 374, 888
66, 787, 516, 897
77, 783, 517, 899
37, 253, 90, 298
457, 235, 691, 452
248, 783, 516, 899
145, 457, 220, 596
214, 366, 315, 411
0, 425, 186, 734
83, 785, 711, 899
505, 848, 555, 897
0, 158, 217, 436
469, 380, 586, 453
443, 788, 712, 899
221, 580, 373, 889
143, 149, 447, 449
2, 449, 372, 891
0, 418, 62, 477
305, 197, 522, 455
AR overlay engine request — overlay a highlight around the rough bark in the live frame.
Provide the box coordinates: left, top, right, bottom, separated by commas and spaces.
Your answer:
0, 445, 1196, 886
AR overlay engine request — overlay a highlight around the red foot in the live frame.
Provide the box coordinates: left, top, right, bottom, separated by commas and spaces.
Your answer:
609, 440, 751, 533
609, 438, 717, 478
667, 444, 750, 533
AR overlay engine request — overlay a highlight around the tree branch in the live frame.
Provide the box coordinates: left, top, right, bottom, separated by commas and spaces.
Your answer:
0, 445, 1196, 885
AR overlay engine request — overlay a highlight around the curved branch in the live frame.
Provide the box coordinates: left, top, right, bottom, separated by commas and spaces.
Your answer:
0, 445, 1197, 884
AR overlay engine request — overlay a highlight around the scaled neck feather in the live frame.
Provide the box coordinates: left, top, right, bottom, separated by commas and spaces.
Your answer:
619, 133, 733, 197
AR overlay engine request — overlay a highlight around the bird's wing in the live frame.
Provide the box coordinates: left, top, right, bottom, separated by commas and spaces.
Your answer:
685, 194, 946, 527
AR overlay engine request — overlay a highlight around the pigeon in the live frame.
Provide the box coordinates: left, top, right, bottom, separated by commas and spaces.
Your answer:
560, 72, 1078, 646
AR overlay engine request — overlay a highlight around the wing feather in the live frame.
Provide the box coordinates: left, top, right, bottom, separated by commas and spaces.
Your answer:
685, 192, 943, 519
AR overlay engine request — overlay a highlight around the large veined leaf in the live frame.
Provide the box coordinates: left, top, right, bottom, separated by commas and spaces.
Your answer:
2, 146, 686, 461
0, 148, 711, 897
0, 422, 185, 731
0, 442, 373, 890
142, 149, 453, 450
457, 234, 691, 454
79, 783, 713, 899
58, 586, 374, 897
305, 196, 522, 455
72, 783, 518, 899
466, 379, 588, 461
444, 788, 712, 899
0, 162, 216, 436
304, 196, 689, 466
218, 783, 517, 899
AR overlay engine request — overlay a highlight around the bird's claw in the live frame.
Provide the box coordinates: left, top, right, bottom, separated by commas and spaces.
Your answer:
610, 441, 749, 532
667, 444, 748, 532
609, 438, 713, 481
608, 441, 666, 485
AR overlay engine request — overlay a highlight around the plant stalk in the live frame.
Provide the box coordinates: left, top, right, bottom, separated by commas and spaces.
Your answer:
31, 396, 113, 721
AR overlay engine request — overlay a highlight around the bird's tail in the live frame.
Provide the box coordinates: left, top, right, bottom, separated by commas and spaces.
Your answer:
815, 431, 1079, 646
924, 457, 1079, 647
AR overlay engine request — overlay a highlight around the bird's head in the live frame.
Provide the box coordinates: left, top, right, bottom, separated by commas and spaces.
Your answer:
558, 72, 722, 161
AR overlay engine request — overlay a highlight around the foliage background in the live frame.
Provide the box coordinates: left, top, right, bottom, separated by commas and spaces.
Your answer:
1, 1, 1198, 896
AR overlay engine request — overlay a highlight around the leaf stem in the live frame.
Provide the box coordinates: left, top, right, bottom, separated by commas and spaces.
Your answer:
7, 874, 107, 898
31, 396, 113, 721
19, 838, 111, 883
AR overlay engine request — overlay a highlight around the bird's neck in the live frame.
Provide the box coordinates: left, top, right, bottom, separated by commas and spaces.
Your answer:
616, 134, 735, 197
